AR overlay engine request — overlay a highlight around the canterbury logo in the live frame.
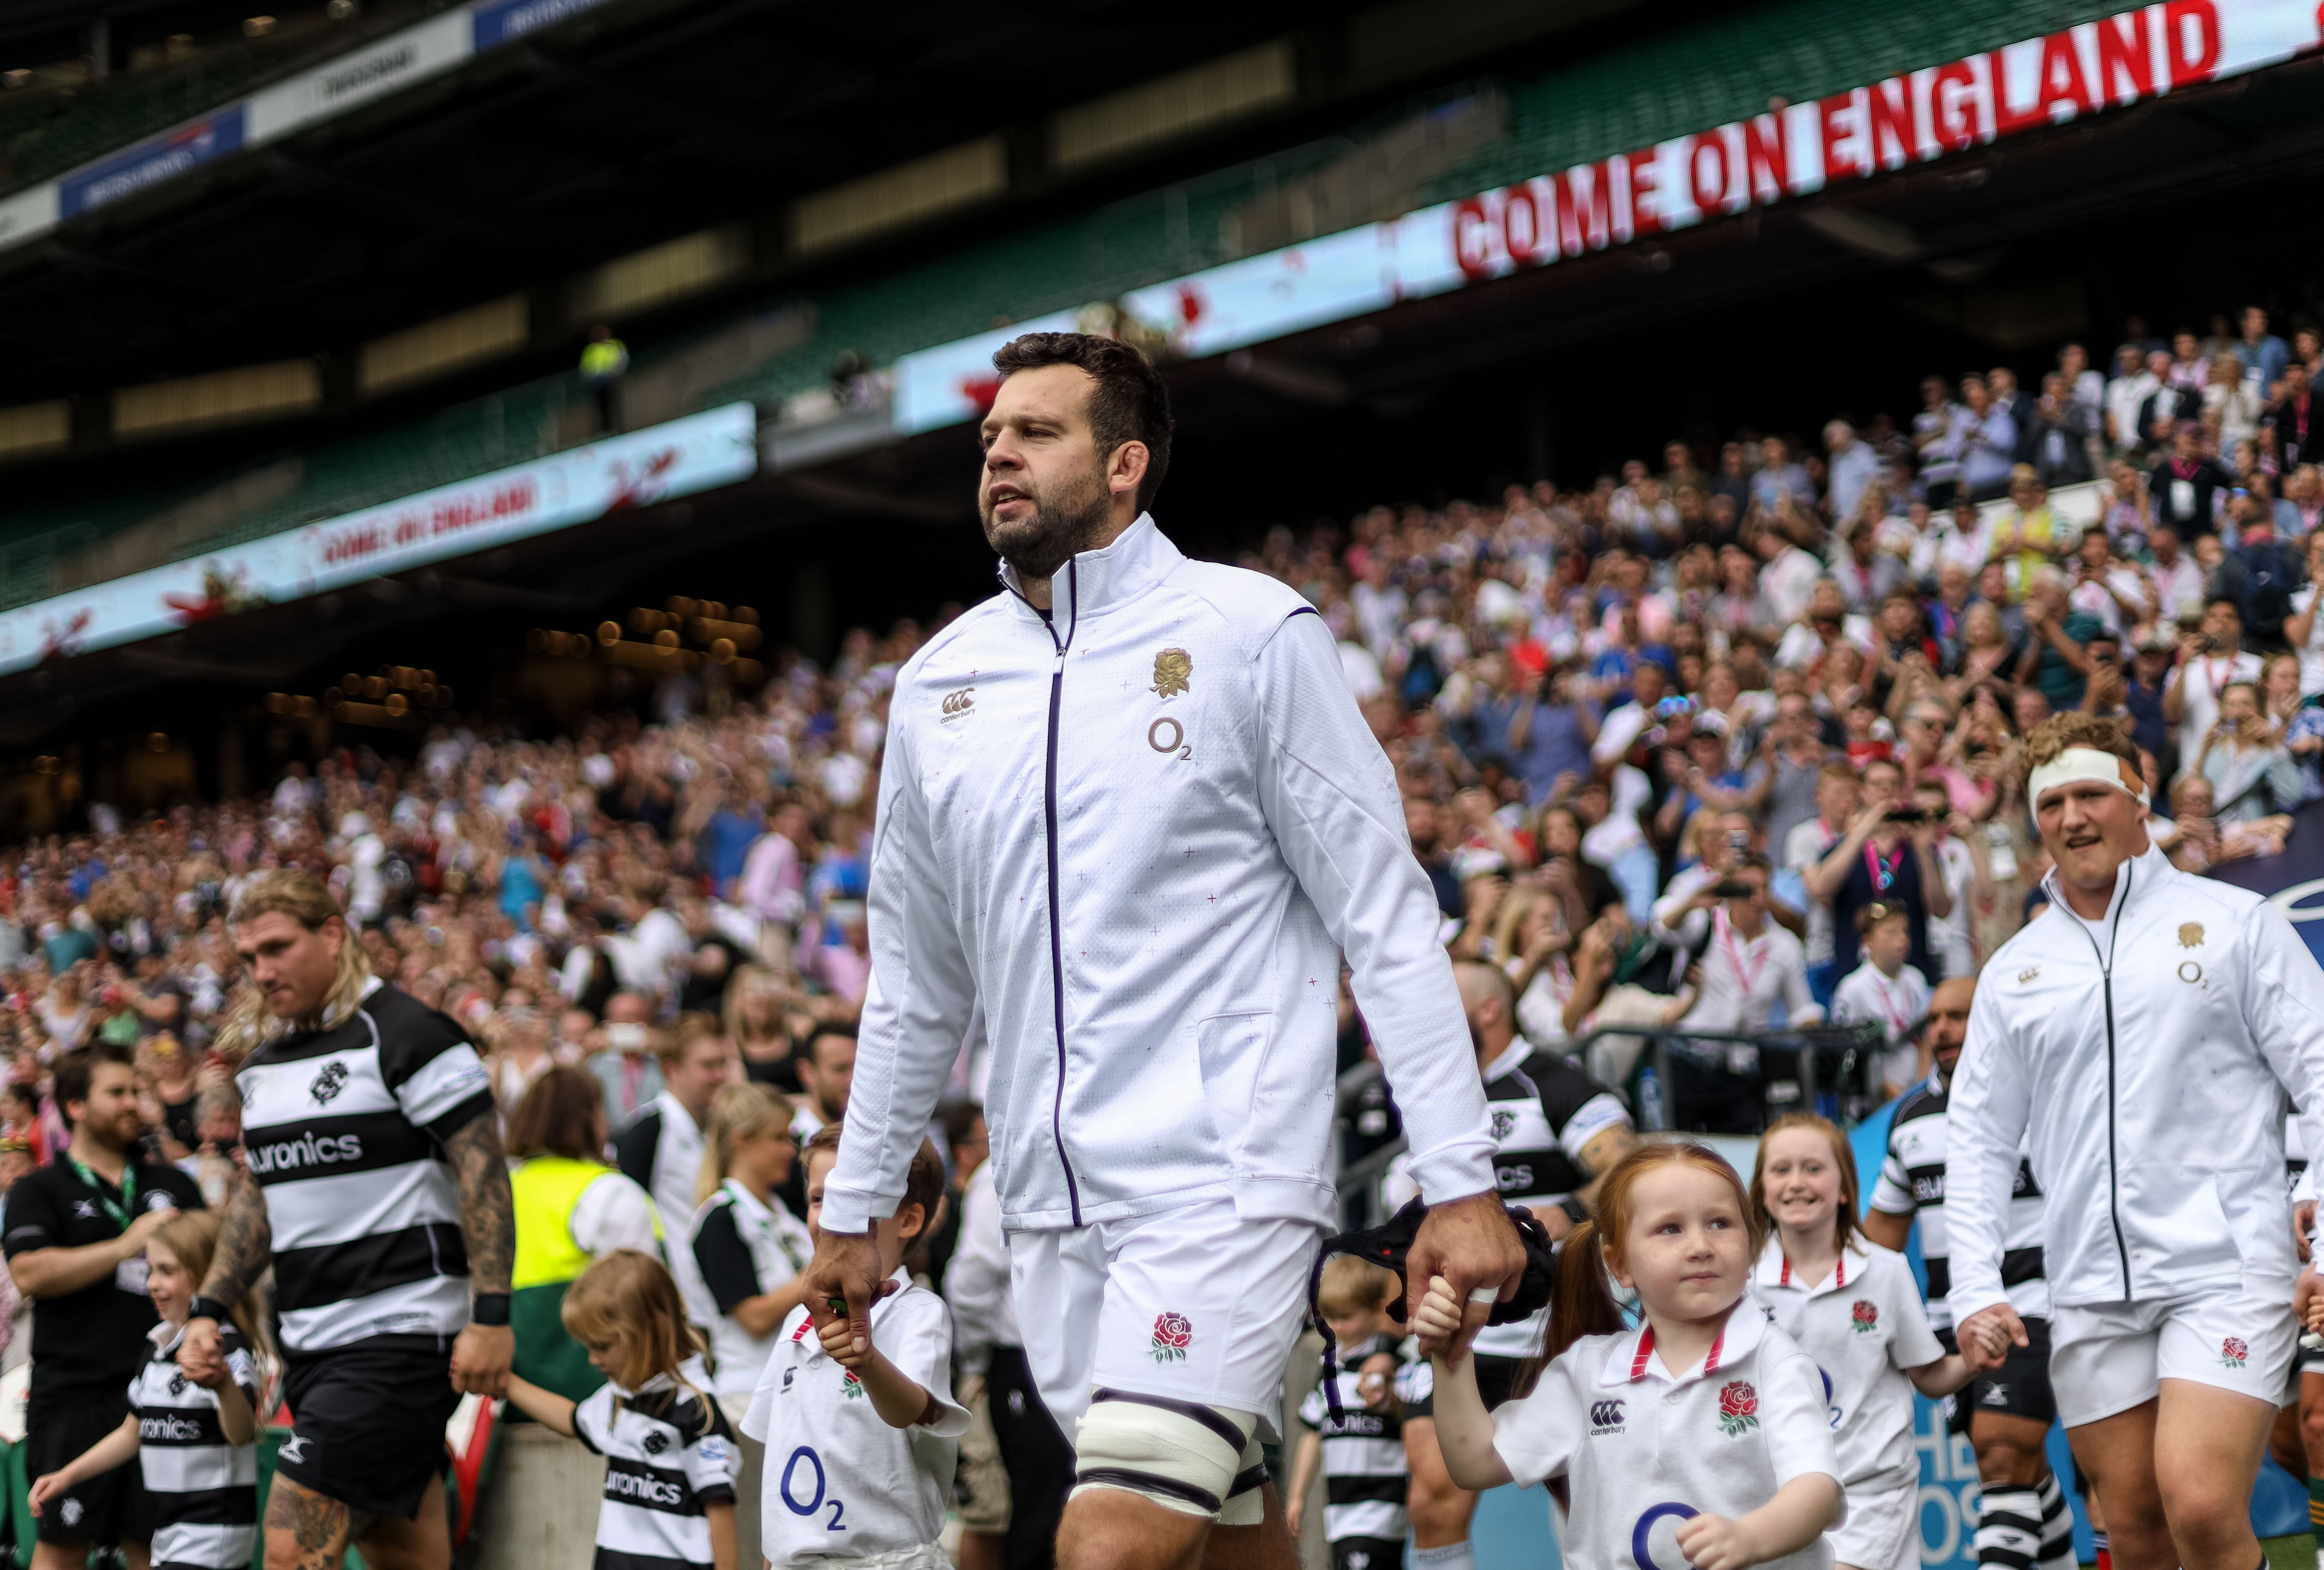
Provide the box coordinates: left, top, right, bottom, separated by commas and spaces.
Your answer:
941, 688, 976, 716
1590, 1399, 1625, 1428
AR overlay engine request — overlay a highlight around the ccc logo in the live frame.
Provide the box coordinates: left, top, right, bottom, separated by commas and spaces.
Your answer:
941, 688, 975, 715
1590, 1399, 1624, 1427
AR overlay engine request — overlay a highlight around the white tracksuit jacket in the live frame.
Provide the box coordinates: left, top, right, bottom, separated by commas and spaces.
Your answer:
1945, 842, 2324, 1325
820, 515, 1495, 1235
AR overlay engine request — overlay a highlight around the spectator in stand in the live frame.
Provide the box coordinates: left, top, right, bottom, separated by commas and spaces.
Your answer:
2164, 597, 2266, 767
1668, 858, 1819, 1133
1826, 420, 1881, 524
611, 1016, 734, 1327
1805, 755, 1951, 989
587, 992, 662, 1124
2236, 304, 2291, 394
2151, 422, 2236, 537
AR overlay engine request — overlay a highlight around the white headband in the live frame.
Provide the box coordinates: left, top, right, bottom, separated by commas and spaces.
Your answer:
2028, 746, 2150, 810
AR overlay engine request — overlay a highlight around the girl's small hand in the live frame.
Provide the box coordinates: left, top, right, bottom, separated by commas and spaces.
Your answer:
1675, 1511, 1763, 1570
1412, 1275, 1465, 1353
28, 1473, 63, 1517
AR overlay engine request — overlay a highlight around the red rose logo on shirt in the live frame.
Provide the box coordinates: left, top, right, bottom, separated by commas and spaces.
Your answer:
1717, 1380, 1759, 1436
2221, 1337, 2248, 1369
1851, 1300, 1879, 1334
1150, 1312, 1194, 1363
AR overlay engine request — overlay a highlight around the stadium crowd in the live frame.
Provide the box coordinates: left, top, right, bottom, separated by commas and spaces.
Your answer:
0, 304, 2321, 1570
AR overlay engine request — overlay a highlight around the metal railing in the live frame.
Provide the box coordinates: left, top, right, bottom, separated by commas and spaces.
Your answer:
1332, 1020, 1889, 1229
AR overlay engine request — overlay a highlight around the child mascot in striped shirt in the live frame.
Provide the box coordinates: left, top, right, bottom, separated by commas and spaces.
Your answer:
1413, 1141, 1845, 1570
503, 1250, 741, 1570
31, 1210, 268, 1570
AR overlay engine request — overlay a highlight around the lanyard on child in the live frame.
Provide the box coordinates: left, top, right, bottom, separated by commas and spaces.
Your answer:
1869, 972, 1912, 1039
68, 1156, 135, 1232
1777, 1252, 1846, 1289
1864, 838, 1902, 892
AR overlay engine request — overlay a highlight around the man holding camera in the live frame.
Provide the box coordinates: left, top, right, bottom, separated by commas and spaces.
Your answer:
1805, 753, 1952, 987
1666, 856, 1822, 1132
2162, 596, 2263, 771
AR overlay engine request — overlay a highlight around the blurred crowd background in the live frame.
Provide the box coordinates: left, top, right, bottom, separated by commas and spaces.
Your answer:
1, 303, 2322, 1346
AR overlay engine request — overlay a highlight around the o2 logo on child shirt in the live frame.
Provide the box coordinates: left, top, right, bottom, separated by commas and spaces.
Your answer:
1632, 1501, 1698, 1570
779, 1447, 846, 1531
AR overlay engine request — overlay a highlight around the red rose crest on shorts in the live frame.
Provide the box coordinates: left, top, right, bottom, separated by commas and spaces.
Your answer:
1717, 1380, 1759, 1436
1850, 1300, 1879, 1334
2220, 1336, 2248, 1369
1150, 1311, 1193, 1363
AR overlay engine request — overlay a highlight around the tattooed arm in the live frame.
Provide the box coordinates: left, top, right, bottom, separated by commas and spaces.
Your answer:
179, 1174, 269, 1387
443, 1105, 515, 1396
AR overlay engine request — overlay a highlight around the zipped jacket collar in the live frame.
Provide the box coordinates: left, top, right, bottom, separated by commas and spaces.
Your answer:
2037, 840, 2170, 957
997, 512, 1177, 629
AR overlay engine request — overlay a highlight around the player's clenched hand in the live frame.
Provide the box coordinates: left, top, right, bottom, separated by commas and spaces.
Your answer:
1406, 1193, 1525, 1361
801, 1230, 895, 1358
2296, 1268, 2324, 1334
450, 1323, 514, 1398
1675, 1511, 1762, 1570
1412, 1275, 1466, 1357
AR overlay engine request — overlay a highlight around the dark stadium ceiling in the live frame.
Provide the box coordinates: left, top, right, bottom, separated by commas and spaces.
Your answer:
0, 0, 1661, 410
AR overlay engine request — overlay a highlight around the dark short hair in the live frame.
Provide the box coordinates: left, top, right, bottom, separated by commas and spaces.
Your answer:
992, 332, 1174, 511
54, 1043, 133, 1123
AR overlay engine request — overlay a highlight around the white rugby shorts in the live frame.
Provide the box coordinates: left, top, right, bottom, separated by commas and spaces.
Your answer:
1831, 1477, 1919, 1570
2050, 1286, 2298, 1426
1009, 1196, 1322, 1435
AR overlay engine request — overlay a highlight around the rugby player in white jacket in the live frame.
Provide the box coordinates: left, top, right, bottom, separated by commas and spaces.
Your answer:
1946, 714, 2324, 1570
797, 333, 1520, 1570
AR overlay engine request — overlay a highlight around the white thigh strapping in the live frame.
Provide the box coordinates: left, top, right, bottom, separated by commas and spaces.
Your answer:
1070, 1392, 1257, 1520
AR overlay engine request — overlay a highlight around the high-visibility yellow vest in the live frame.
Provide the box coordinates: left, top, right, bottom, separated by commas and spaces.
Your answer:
579, 340, 627, 380
510, 1156, 660, 1403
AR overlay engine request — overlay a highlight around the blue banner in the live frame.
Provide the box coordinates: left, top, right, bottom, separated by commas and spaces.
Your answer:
59, 107, 245, 217
469, 0, 615, 49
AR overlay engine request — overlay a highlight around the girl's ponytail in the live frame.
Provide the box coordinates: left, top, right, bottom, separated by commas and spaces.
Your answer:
1543, 1219, 1626, 1365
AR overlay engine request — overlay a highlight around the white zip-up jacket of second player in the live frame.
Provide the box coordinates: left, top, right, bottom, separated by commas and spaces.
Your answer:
820, 514, 1495, 1234
1945, 842, 2324, 1325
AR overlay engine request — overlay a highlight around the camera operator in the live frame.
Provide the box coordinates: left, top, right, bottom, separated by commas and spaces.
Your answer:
1804, 754, 1951, 987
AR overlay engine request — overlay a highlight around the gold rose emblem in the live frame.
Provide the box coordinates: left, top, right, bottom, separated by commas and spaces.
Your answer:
1151, 648, 1191, 699
2178, 922, 2204, 949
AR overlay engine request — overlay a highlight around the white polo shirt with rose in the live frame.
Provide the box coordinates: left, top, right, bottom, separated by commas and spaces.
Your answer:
1747, 1238, 1942, 1493
1487, 1306, 1842, 1570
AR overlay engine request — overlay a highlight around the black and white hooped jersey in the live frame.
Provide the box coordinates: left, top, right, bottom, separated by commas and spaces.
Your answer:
1867, 1070, 2050, 1331
235, 977, 493, 1353
571, 1355, 739, 1570
132, 1320, 260, 1570
1295, 1334, 1407, 1545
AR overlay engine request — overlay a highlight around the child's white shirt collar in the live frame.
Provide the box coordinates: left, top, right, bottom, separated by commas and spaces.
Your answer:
1598, 1303, 1765, 1387
1751, 1234, 1872, 1297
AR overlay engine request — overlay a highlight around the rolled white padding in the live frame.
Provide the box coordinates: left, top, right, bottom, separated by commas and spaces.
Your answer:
2027, 746, 2149, 810
1071, 1393, 1258, 1521
1218, 1433, 1267, 1527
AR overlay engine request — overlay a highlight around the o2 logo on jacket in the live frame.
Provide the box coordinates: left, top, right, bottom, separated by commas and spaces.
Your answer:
1632, 1501, 1698, 1570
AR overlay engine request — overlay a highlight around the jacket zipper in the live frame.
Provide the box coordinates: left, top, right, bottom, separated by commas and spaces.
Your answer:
2066, 864, 2135, 1296
1024, 560, 1084, 1225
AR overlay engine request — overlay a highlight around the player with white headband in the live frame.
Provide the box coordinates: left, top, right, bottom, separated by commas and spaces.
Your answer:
1944, 713, 2324, 1570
